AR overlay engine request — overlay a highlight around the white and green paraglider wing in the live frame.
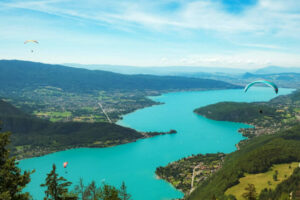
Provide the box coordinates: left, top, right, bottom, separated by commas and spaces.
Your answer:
244, 80, 278, 94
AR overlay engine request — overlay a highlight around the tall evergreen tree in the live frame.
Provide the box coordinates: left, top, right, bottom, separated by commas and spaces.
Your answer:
99, 184, 120, 200
242, 184, 257, 200
119, 182, 131, 200
0, 129, 32, 200
40, 164, 72, 200
86, 181, 98, 200
74, 178, 91, 200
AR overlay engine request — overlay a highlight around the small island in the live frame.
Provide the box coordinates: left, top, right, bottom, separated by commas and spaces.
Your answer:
143, 129, 177, 137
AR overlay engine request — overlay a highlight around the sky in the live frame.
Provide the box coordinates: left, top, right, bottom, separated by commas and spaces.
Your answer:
0, 0, 300, 69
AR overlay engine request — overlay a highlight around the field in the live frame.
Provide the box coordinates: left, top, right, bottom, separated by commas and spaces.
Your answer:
225, 162, 299, 199
5, 87, 159, 123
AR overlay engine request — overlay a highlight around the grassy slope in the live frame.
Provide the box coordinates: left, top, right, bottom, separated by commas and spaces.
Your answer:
225, 162, 299, 199
188, 124, 300, 200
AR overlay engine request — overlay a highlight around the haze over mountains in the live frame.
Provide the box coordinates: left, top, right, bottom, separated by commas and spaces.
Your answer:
64, 63, 300, 88
65, 63, 300, 75
65, 63, 249, 75
254, 66, 300, 74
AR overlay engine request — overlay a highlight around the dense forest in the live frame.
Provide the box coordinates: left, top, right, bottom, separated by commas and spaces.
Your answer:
194, 102, 277, 123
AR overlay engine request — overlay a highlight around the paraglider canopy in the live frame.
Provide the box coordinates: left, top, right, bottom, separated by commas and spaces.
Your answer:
24, 40, 39, 44
244, 80, 278, 94
63, 162, 68, 168
24, 40, 39, 53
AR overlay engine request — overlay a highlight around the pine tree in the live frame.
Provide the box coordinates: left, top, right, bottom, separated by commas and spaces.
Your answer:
119, 182, 131, 200
40, 164, 72, 200
98, 184, 120, 200
75, 178, 87, 200
0, 130, 32, 200
86, 181, 98, 200
242, 184, 257, 200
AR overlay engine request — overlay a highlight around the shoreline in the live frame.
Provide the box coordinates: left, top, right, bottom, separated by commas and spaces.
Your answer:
16, 129, 177, 161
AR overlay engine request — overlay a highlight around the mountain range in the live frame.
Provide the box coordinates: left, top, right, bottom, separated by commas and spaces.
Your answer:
0, 60, 240, 95
65, 63, 300, 75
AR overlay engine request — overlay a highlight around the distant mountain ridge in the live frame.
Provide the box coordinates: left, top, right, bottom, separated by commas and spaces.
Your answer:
65, 63, 300, 75
255, 66, 300, 74
0, 60, 241, 94
64, 63, 248, 75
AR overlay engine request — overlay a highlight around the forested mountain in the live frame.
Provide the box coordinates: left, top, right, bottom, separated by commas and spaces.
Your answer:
0, 99, 143, 159
0, 60, 240, 94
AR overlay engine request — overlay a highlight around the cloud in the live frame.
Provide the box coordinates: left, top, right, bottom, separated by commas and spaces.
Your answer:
2, 0, 300, 37
234, 43, 283, 50
1, 0, 300, 68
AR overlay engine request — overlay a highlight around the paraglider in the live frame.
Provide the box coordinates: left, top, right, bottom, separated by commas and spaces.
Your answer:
63, 162, 68, 174
24, 40, 38, 53
244, 80, 278, 94
63, 162, 68, 168
24, 40, 39, 44
244, 80, 278, 117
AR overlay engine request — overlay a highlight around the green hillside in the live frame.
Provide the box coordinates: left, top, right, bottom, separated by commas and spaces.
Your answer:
188, 90, 300, 199
188, 124, 300, 200
194, 90, 300, 137
0, 60, 241, 123
0, 99, 143, 159
0, 60, 240, 93
194, 102, 277, 123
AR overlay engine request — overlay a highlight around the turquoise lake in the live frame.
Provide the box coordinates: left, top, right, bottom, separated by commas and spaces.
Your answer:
19, 87, 294, 200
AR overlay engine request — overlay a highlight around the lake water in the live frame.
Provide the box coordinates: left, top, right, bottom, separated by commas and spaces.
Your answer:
19, 88, 294, 200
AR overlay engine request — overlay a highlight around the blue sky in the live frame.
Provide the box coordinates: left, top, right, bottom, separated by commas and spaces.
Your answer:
1, 0, 300, 68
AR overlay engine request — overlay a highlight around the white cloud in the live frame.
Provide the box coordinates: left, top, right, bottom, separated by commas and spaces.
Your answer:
234, 43, 283, 50
2, 0, 300, 36
1, 0, 300, 68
